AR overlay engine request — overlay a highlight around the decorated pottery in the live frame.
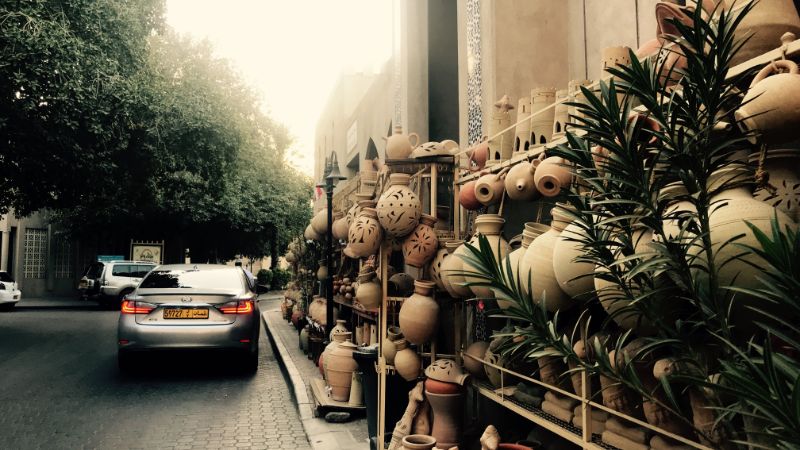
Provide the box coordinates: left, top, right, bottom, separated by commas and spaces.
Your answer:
530, 88, 556, 146
394, 339, 421, 381
384, 125, 420, 160
552, 89, 569, 140
518, 223, 550, 299
736, 59, 800, 145
527, 210, 570, 312
411, 140, 458, 158
377, 173, 422, 238
441, 240, 471, 298
355, 270, 381, 308
504, 160, 538, 201
332, 213, 349, 241
469, 141, 489, 171
749, 148, 800, 222
400, 434, 436, 450
399, 281, 439, 345
346, 193, 375, 226
308, 295, 326, 324
466, 214, 510, 299
311, 208, 329, 235
403, 214, 439, 267
425, 359, 469, 385
463, 341, 489, 379
552, 210, 595, 298
488, 95, 515, 163
474, 172, 505, 206
348, 207, 383, 258
382, 326, 402, 364
514, 97, 532, 153
329, 319, 349, 341
428, 244, 449, 292
533, 156, 572, 197
424, 378, 462, 395
459, 180, 482, 210
326, 341, 358, 401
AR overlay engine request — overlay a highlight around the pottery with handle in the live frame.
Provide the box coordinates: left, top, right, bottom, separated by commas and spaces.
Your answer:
384, 125, 419, 160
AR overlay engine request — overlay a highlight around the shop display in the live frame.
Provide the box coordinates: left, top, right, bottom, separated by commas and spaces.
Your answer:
398, 280, 439, 345
530, 88, 556, 146
377, 173, 422, 238
348, 207, 383, 257
504, 159, 538, 201
465, 214, 510, 298
384, 125, 420, 160
402, 214, 439, 267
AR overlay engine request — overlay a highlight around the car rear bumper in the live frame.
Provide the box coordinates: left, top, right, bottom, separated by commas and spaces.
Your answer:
0, 290, 21, 304
117, 313, 259, 351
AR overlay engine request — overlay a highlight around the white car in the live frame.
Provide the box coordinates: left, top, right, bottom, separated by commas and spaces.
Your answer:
0, 271, 21, 311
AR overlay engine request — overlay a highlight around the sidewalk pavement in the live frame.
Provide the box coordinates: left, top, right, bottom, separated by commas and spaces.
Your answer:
14, 296, 99, 309
259, 293, 369, 450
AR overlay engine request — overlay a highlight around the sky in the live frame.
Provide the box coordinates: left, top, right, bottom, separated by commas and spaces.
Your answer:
165, 0, 393, 174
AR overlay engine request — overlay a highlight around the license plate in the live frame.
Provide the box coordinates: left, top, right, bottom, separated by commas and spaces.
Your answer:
163, 308, 209, 319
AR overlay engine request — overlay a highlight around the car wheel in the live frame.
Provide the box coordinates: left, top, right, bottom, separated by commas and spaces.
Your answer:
118, 351, 134, 373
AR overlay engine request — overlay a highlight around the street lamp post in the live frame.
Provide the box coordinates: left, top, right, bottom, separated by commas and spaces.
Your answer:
323, 152, 346, 335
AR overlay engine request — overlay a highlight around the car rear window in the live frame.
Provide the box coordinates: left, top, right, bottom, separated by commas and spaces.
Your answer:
85, 263, 104, 278
0, 272, 13, 282
140, 269, 244, 290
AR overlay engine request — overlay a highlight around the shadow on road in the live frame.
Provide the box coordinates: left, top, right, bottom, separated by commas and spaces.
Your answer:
117, 350, 258, 381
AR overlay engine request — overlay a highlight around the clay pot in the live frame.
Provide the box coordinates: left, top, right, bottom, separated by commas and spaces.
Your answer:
299, 326, 309, 352
425, 388, 465, 449
466, 214, 510, 299
527, 213, 570, 312
749, 148, 800, 222
399, 281, 439, 345
384, 125, 420, 160
736, 59, 800, 145
424, 378, 462, 394
552, 209, 595, 299
291, 309, 304, 329
329, 319, 348, 341
518, 222, 552, 300
474, 172, 505, 206
468, 141, 489, 171
377, 173, 422, 238
441, 240, 471, 298
309, 296, 327, 326
530, 88, 556, 146
394, 339, 421, 381
355, 271, 381, 308
504, 160, 538, 201
514, 97, 532, 153
425, 359, 469, 385
316, 263, 328, 281
322, 331, 351, 381
382, 326, 402, 364
463, 341, 489, 379
459, 180, 482, 210
332, 214, 349, 241
326, 341, 358, 401
311, 208, 329, 235
498, 224, 537, 309
304, 223, 320, 241
533, 156, 572, 197
727, 2, 800, 66
346, 193, 375, 226
428, 245, 449, 292
402, 214, 439, 267
401, 434, 436, 450
348, 207, 383, 258
498, 445, 534, 450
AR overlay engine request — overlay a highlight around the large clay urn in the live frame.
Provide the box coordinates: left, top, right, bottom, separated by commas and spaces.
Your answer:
428, 244, 449, 292
425, 359, 470, 385
394, 339, 421, 381
384, 125, 420, 160
530, 88, 556, 146
322, 330, 351, 381
518, 223, 551, 299
441, 240, 472, 298
329, 319, 348, 341
736, 59, 800, 145
497, 224, 537, 309
533, 156, 572, 197
527, 212, 571, 312
355, 270, 381, 308
348, 207, 383, 258
462, 341, 489, 379
403, 214, 439, 267
326, 341, 358, 401
504, 160, 538, 201
474, 172, 505, 206
749, 148, 800, 222
311, 208, 329, 235
424, 381, 465, 449
459, 180, 481, 210
399, 281, 439, 345
466, 214, 510, 299
377, 173, 422, 238
332, 213, 349, 241
552, 208, 595, 298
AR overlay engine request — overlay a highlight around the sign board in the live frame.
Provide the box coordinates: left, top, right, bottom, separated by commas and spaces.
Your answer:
97, 255, 124, 262
131, 240, 164, 264
346, 121, 358, 152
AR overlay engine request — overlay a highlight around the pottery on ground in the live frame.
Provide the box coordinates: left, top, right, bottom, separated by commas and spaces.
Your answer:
322, 330, 351, 380
377, 173, 422, 238
398, 281, 439, 345
384, 125, 420, 160
394, 339, 421, 381
326, 340, 358, 401
459, 180, 482, 210
348, 207, 383, 258
736, 59, 800, 145
299, 326, 310, 353
504, 160, 538, 201
530, 88, 556, 146
403, 214, 439, 267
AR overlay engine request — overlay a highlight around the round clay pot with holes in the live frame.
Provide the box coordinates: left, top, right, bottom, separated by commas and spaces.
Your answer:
402, 214, 439, 267
533, 156, 572, 197
348, 207, 383, 258
377, 173, 422, 238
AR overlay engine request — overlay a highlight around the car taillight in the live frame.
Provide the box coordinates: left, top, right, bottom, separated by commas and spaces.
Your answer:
219, 299, 255, 314
121, 299, 156, 314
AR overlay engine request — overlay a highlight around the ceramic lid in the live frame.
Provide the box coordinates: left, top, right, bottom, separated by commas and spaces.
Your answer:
424, 358, 470, 385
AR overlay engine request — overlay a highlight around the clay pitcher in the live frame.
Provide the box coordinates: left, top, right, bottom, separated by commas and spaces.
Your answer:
399, 280, 439, 344
384, 125, 419, 160
326, 341, 358, 401
377, 173, 422, 238
468, 141, 489, 171
348, 207, 383, 258
402, 214, 439, 267
504, 160, 538, 201
736, 59, 800, 145
533, 155, 572, 197
355, 270, 381, 308
474, 172, 505, 206
459, 180, 482, 210
394, 339, 421, 381
465, 214, 510, 299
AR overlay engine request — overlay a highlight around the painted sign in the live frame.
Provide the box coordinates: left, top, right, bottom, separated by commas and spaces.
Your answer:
97, 255, 124, 262
131, 241, 164, 264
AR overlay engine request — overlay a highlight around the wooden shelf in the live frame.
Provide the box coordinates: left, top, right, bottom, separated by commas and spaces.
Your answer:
333, 296, 378, 321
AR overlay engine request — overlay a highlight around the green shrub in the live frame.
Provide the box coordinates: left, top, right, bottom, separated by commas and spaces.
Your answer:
256, 269, 272, 286
271, 268, 292, 289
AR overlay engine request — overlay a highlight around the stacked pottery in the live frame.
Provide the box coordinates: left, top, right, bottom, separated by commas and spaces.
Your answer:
329, 319, 348, 341
504, 159, 538, 201
518, 223, 552, 300
514, 97, 532, 153
459, 180, 481, 210
533, 155, 572, 197
402, 214, 439, 267
377, 173, 422, 238
355, 269, 381, 309
394, 339, 421, 381
348, 207, 383, 258
399, 281, 439, 344
424, 360, 469, 449
428, 243, 449, 292
384, 125, 419, 160
736, 58, 800, 145
474, 172, 505, 206
530, 88, 556, 146
551, 89, 569, 139
381, 326, 402, 365
311, 208, 329, 236
346, 193, 375, 227
332, 213, 349, 241
488, 95, 515, 163
326, 340, 359, 402
527, 208, 571, 312
466, 214, 510, 299
322, 330, 351, 381
552, 210, 595, 299
463, 341, 490, 380
498, 223, 538, 309
441, 240, 472, 298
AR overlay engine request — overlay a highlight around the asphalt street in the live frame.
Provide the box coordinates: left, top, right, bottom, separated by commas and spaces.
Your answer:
0, 302, 310, 450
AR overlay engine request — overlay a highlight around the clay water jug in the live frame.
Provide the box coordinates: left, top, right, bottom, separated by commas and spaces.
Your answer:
377, 173, 422, 238
355, 270, 381, 308
402, 214, 439, 267
459, 180, 481, 210
332, 213, 349, 241
329, 319, 349, 341
533, 155, 572, 197
527, 210, 570, 312
736, 59, 800, 145
399, 280, 439, 344
428, 244, 449, 292
466, 214, 510, 299
322, 330, 351, 381
316, 262, 328, 281
552, 212, 595, 299
441, 240, 472, 298
474, 172, 505, 206
497, 223, 537, 309
424, 382, 465, 449
311, 208, 329, 235
394, 339, 420, 381
504, 160, 538, 201
728, 3, 800, 66
348, 207, 383, 258
518, 223, 551, 299
530, 88, 556, 146
552, 89, 569, 140
463, 341, 489, 379
326, 341, 358, 401
381, 326, 402, 364
384, 125, 419, 160
749, 148, 800, 221
514, 97, 532, 153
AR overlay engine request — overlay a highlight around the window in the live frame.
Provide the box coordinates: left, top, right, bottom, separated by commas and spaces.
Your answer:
84, 263, 105, 279
53, 237, 72, 279
0, 272, 13, 282
112, 265, 132, 277
140, 269, 244, 290
23, 228, 47, 279
130, 265, 155, 278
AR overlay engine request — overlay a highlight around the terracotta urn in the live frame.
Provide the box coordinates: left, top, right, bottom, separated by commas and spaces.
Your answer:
463, 341, 489, 379
424, 386, 465, 449
428, 244, 449, 292
355, 270, 381, 308
346, 193, 375, 226
459, 180, 482, 210
332, 214, 349, 241
530, 88, 556, 146
474, 172, 505, 206
527, 213, 570, 312
291, 309, 304, 329
551, 89, 569, 140
425, 359, 470, 385
399, 280, 439, 345
329, 319, 348, 341
439, 240, 468, 298
382, 326, 402, 364
466, 214, 510, 299
348, 207, 383, 258
394, 339, 421, 381
532, 156, 572, 197
514, 97, 532, 153
403, 214, 439, 267
469, 141, 489, 171
326, 341, 358, 401
736, 59, 800, 145
304, 223, 320, 241
322, 330, 351, 381
309, 295, 326, 323
316, 263, 328, 281
424, 378, 462, 395
311, 208, 329, 235
552, 208, 595, 299
498, 223, 537, 309
518, 222, 551, 299
401, 434, 436, 450
749, 148, 800, 222
377, 173, 422, 238
504, 160, 538, 201
384, 125, 420, 160
728, 4, 800, 66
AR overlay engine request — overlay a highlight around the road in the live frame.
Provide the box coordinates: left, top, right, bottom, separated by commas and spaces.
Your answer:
0, 301, 310, 450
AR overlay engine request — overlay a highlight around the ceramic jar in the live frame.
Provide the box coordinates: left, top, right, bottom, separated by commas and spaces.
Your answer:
514, 97, 532, 153
441, 240, 472, 298
326, 341, 358, 401
322, 331, 351, 381
533, 156, 572, 197
309, 295, 326, 324
518, 223, 551, 299
488, 95, 515, 163
400, 434, 437, 450
329, 319, 349, 341
424, 384, 464, 449
736, 59, 800, 145
428, 244, 449, 292
377, 173, 422, 238
504, 160, 538, 201
552, 89, 569, 140
317, 262, 328, 281
399, 281, 439, 344
474, 172, 505, 206
466, 214, 510, 299
304, 224, 320, 241
384, 125, 420, 160
552, 211, 595, 299
348, 207, 383, 258
355, 270, 381, 308
425, 359, 470, 385
530, 88, 556, 146
468, 141, 489, 171
728, 2, 800, 66
459, 180, 481, 210
463, 341, 489, 379
498, 224, 537, 309
382, 326, 402, 364
311, 208, 329, 236
332, 213, 349, 241
749, 149, 800, 222
526, 210, 570, 312
394, 339, 420, 381
346, 193, 375, 226
402, 214, 439, 267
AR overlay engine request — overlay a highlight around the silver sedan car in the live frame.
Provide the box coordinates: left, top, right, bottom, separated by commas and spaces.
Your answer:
117, 264, 260, 372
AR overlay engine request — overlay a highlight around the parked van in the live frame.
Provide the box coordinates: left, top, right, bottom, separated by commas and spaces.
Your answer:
78, 261, 157, 308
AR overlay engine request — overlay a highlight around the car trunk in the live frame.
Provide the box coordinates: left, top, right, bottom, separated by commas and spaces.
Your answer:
133, 288, 241, 325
